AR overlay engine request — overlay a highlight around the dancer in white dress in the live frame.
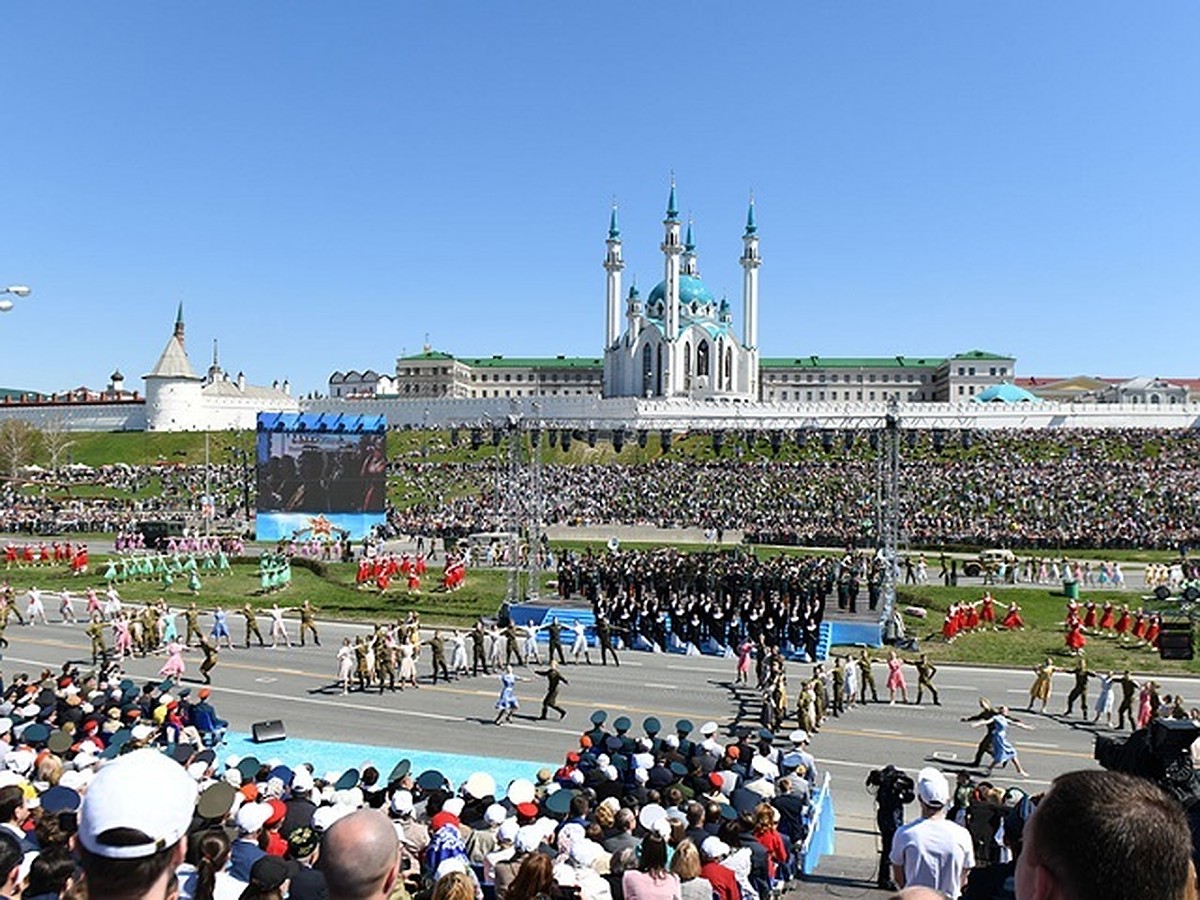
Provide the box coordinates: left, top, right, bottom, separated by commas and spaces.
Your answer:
1093, 670, 1116, 726
571, 620, 591, 664
336, 638, 355, 694
521, 621, 542, 665
449, 629, 468, 676
487, 623, 505, 669
26, 588, 47, 625
269, 604, 292, 648
104, 587, 123, 620
58, 590, 78, 624
397, 640, 418, 689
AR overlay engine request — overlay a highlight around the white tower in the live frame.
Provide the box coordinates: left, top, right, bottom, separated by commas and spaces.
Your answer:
603, 204, 624, 348
143, 303, 205, 431
661, 180, 683, 394
740, 196, 761, 397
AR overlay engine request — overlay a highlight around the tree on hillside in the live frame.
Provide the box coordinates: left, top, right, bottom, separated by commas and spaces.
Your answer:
0, 420, 41, 482
40, 416, 75, 470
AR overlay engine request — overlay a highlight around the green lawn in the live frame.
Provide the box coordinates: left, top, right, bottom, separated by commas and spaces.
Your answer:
887, 585, 1199, 676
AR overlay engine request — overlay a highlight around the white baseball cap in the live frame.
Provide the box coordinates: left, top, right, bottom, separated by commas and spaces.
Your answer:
916, 767, 950, 808
77, 749, 198, 859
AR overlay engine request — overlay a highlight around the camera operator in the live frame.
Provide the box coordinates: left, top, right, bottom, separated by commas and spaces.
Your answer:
868, 764, 915, 891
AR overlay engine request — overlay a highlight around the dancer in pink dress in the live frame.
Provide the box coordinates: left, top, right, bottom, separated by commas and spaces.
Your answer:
159, 638, 186, 684
886, 650, 909, 705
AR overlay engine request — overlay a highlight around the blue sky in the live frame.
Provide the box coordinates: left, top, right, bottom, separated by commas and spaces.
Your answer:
4, 3, 1199, 395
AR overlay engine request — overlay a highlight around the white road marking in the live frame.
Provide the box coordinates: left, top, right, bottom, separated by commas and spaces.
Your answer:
643, 682, 676, 690
862, 728, 903, 735
1019, 742, 1061, 750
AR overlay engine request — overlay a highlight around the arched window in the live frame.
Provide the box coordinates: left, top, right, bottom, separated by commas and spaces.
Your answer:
656, 343, 663, 396
697, 340, 710, 377
684, 341, 692, 388
725, 348, 733, 390
642, 344, 653, 397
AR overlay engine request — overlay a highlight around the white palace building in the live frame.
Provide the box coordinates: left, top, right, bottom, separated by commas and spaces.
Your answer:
1, 185, 1197, 433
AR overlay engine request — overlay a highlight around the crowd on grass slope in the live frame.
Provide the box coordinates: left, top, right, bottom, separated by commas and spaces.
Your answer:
386, 428, 1200, 551
2, 429, 1200, 553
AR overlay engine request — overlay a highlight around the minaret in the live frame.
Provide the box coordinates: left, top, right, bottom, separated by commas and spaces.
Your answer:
174, 301, 186, 349
661, 179, 683, 394
603, 203, 624, 349
740, 196, 761, 349
740, 195, 761, 397
681, 220, 698, 277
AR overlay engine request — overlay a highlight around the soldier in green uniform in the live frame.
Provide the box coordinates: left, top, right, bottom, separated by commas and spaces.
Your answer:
354, 635, 370, 692
198, 634, 219, 684
470, 620, 490, 676
547, 617, 566, 665
240, 604, 265, 648
1116, 670, 1139, 730
912, 654, 940, 705
831, 658, 846, 717
141, 603, 160, 655
86, 613, 107, 664
374, 625, 395, 693
595, 615, 619, 667
184, 602, 204, 648
536, 660, 569, 719
299, 600, 320, 647
427, 630, 450, 683
857, 649, 879, 703
503, 623, 522, 667
810, 666, 827, 725
1063, 657, 1095, 717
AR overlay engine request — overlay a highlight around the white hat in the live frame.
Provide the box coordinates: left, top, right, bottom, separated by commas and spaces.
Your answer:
236, 801, 271, 834
312, 804, 353, 832
700, 721, 719, 736
77, 749, 197, 859
750, 755, 779, 779
484, 803, 507, 826
570, 838, 601, 867
789, 729, 810, 745
515, 825, 541, 853
292, 767, 314, 792
442, 797, 465, 818
701, 836, 730, 860
507, 778, 535, 806
390, 790, 414, 816
916, 767, 950, 808
463, 771, 496, 800
497, 818, 519, 843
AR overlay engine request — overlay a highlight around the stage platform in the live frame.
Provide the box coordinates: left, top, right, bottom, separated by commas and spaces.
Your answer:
502, 601, 883, 662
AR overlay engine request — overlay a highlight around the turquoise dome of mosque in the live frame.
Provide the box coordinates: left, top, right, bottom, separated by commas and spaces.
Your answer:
646, 275, 715, 308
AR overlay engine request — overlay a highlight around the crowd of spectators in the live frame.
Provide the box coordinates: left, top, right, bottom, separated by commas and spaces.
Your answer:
0, 655, 833, 900
385, 428, 1200, 551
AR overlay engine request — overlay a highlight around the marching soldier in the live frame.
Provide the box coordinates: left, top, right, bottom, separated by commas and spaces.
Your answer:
240, 604, 265, 648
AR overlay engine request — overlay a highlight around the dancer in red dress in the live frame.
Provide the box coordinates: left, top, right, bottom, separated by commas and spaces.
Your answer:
1114, 605, 1132, 641
1145, 615, 1161, 648
980, 593, 996, 626
1082, 601, 1097, 630
1098, 601, 1115, 631
942, 607, 959, 643
1002, 602, 1025, 630
1065, 620, 1087, 654
1131, 610, 1148, 642
964, 602, 980, 631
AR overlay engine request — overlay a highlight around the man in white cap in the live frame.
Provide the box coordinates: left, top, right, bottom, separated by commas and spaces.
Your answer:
889, 767, 973, 899
230, 800, 271, 881
73, 748, 198, 900
787, 730, 817, 787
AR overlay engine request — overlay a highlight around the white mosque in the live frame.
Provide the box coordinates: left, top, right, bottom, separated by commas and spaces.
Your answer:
603, 183, 760, 401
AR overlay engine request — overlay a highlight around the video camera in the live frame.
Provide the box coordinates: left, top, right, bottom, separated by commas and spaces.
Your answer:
867, 764, 916, 809
1095, 718, 1200, 809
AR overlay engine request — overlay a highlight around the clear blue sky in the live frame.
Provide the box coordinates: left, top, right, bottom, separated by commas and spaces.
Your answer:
4, 3, 1199, 395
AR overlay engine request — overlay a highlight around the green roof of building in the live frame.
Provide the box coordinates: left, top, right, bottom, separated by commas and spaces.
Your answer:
951, 349, 1013, 360
760, 355, 945, 369
463, 355, 602, 369
0, 388, 46, 401
400, 350, 456, 361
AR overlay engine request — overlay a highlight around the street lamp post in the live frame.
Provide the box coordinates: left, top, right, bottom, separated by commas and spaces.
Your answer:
0, 285, 32, 313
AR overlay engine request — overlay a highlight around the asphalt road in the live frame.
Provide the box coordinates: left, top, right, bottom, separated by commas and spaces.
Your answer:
3, 612, 1196, 869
